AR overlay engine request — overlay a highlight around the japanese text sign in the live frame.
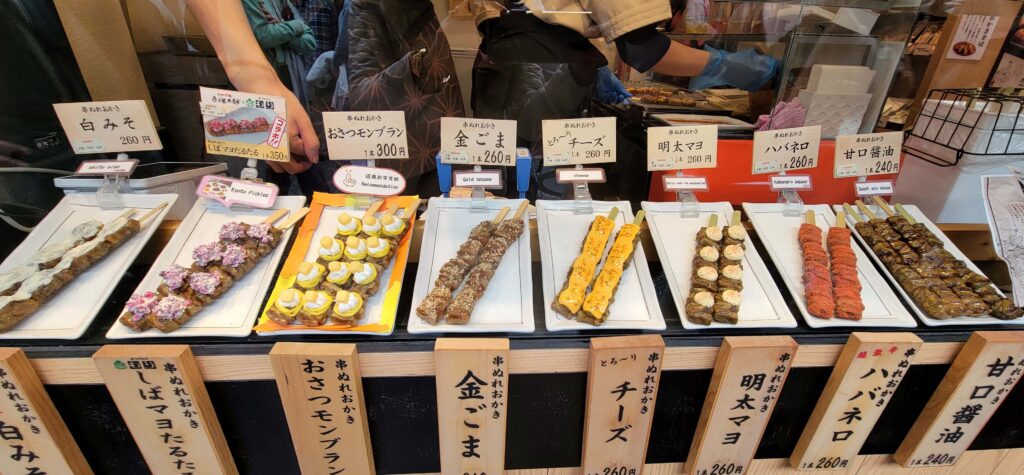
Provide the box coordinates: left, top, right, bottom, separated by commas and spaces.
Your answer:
333, 165, 406, 196
834, 132, 902, 178
93, 345, 238, 475
581, 335, 664, 475
199, 87, 289, 163
0, 348, 92, 475
197, 175, 279, 208
53, 100, 161, 154
434, 338, 510, 475
687, 336, 798, 475
440, 118, 517, 166
323, 111, 408, 160
269, 343, 375, 475
647, 125, 718, 171
945, 15, 998, 61
895, 331, 1024, 468
543, 117, 617, 166
791, 333, 922, 471
752, 126, 821, 175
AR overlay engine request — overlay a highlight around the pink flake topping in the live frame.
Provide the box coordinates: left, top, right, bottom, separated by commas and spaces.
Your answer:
188, 272, 222, 296
125, 291, 159, 321
221, 243, 248, 268
192, 242, 224, 267
155, 295, 191, 320
218, 222, 248, 241
247, 223, 274, 244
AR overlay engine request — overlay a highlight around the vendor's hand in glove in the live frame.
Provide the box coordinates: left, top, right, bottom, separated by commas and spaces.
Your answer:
690, 46, 779, 92
595, 66, 632, 104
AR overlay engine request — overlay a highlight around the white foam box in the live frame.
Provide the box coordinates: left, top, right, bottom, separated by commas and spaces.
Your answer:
799, 90, 872, 138
894, 154, 1024, 224
806, 65, 875, 94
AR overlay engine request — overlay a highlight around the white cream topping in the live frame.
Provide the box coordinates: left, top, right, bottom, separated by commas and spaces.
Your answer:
367, 239, 389, 255
336, 218, 358, 233
723, 244, 744, 260
353, 266, 376, 284
696, 266, 718, 281
383, 219, 404, 233
319, 240, 341, 257
346, 240, 367, 254
722, 289, 742, 305
296, 265, 322, 283
693, 291, 714, 307
278, 293, 301, 309
304, 293, 329, 310
334, 293, 361, 313
704, 226, 723, 241
722, 265, 743, 280
727, 225, 746, 240
698, 246, 719, 262
0, 266, 37, 291
362, 220, 381, 233
327, 264, 351, 282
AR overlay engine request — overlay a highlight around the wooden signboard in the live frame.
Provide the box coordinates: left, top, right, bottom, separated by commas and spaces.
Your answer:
895, 331, 1024, 468
269, 343, 375, 475
687, 336, 798, 475
0, 348, 92, 474
790, 333, 922, 471
435, 338, 510, 475
93, 345, 238, 475
581, 335, 665, 475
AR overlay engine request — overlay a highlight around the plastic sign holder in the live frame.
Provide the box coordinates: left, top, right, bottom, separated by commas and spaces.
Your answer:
663, 171, 709, 218
554, 166, 607, 215
570, 164, 594, 215
770, 172, 812, 217
75, 153, 139, 211
435, 147, 532, 199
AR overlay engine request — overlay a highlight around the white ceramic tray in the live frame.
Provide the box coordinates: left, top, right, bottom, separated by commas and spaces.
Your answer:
642, 201, 796, 329
537, 200, 665, 331
744, 203, 916, 328
0, 194, 177, 339
408, 198, 533, 333
837, 203, 1024, 327
106, 197, 305, 338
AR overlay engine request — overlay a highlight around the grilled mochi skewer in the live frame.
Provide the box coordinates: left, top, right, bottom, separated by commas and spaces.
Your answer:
828, 211, 864, 320
445, 201, 528, 325
552, 207, 618, 320
415, 206, 509, 324
714, 211, 745, 324
686, 214, 722, 325
801, 211, 835, 319
578, 210, 645, 326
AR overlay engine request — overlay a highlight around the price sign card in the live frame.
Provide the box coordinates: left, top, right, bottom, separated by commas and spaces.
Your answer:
834, 132, 902, 178
581, 335, 664, 475
199, 86, 289, 162
791, 333, 922, 471
333, 165, 406, 196
752, 126, 821, 175
197, 175, 279, 208
435, 339, 510, 475
440, 118, 516, 166
687, 337, 797, 475
543, 117, 616, 166
555, 168, 606, 184
647, 125, 718, 171
53, 100, 162, 154
270, 343, 375, 475
895, 331, 1024, 468
855, 180, 895, 197
664, 175, 709, 192
0, 348, 92, 475
770, 175, 813, 191
453, 169, 503, 189
76, 159, 139, 176
93, 345, 238, 475
323, 111, 408, 160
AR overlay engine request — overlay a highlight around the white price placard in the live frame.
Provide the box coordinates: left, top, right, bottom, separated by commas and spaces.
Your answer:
663, 175, 709, 191
855, 180, 895, 197
555, 168, 606, 183
752, 126, 821, 175
53, 100, 161, 154
769, 175, 813, 191
542, 117, 616, 166
324, 111, 408, 160
75, 159, 139, 176
834, 131, 902, 178
647, 125, 717, 171
453, 169, 503, 188
440, 118, 517, 166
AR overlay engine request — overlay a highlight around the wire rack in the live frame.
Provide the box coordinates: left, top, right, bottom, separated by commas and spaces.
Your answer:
904, 88, 1024, 167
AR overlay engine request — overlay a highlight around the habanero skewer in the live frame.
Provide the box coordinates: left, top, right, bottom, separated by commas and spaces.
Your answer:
800, 210, 835, 319
828, 212, 864, 320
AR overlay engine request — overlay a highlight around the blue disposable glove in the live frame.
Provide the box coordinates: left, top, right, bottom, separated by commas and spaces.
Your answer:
594, 66, 632, 104
690, 46, 780, 92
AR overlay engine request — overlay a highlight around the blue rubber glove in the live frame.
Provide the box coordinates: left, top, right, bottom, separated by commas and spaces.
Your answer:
690, 46, 780, 92
594, 66, 632, 104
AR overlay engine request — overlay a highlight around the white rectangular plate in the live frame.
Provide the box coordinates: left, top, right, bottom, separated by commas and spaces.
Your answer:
837, 203, 1024, 327
407, 198, 532, 334
537, 200, 664, 331
642, 201, 797, 329
0, 194, 177, 339
106, 196, 305, 338
744, 203, 916, 328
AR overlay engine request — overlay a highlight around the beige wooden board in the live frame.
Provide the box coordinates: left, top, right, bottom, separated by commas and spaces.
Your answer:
687, 336, 798, 475
791, 333, 923, 471
0, 348, 92, 474
894, 331, 1024, 468
269, 343, 375, 475
581, 335, 665, 475
92, 345, 237, 475
435, 338, 510, 475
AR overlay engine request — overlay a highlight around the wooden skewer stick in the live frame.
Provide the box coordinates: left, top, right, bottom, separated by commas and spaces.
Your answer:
116, 208, 138, 220
512, 200, 529, 220
731, 210, 741, 226
837, 211, 846, 229
855, 200, 877, 220
843, 203, 863, 223
805, 210, 815, 225
277, 207, 310, 230
381, 201, 400, 219
894, 204, 917, 224
608, 207, 620, 222
633, 210, 646, 226
491, 206, 511, 224
872, 196, 895, 216
361, 200, 383, 220
708, 214, 718, 227
261, 208, 289, 225
401, 199, 421, 219
137, 202, 169, 224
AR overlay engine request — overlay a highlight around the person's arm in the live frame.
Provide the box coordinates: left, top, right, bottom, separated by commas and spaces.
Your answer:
650, 41, 710, 77
286, 24, 317, 56
241, 1, 307, 49
185, 0, 319, 171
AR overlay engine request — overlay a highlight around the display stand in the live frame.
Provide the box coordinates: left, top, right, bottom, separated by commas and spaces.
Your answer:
673, 171, 701, 218
96, 152, 132, 210
434, 148, 531, 200
570, 164, 594, 215
775, 171, 804, 217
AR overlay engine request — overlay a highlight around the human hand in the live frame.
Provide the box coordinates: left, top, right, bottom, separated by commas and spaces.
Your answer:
691, 46, 779, 92
594, 66, 632, 104
234, 75, 320, 175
